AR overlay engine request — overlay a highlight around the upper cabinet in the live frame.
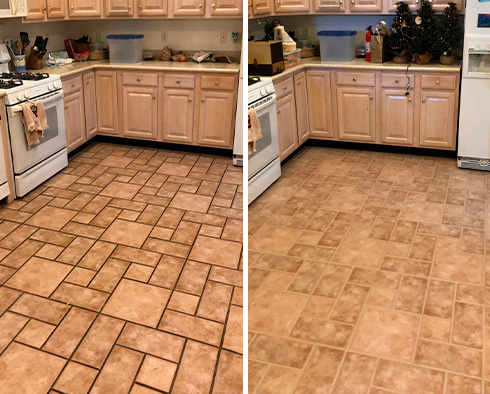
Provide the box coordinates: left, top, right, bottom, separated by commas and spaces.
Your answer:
275, 0, 310, 13
350, 0, 382, 12
430, 0, 463, 12
209, 0, 242, 16
137, 0, 167, 15
252, 0, 272, 14
26, 0, 66, 20
105, 0, 133, 16
315, 0, 345, 12
384, 0, 419, 12
69, 0, 102, 17
172, 0, 204, 16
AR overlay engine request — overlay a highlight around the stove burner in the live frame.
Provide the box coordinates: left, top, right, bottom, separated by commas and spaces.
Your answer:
248, 76, 261, 86
0, 79, 23, 89
0, 72, 50, 81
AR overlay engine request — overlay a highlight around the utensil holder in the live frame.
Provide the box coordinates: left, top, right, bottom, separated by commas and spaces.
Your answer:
26, 51, 46, 70
12, 55, 26, 71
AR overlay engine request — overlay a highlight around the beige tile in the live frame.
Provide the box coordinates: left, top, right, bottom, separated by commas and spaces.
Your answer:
213, 351, 243, 394
249, 224, 302, 254
432, 249, 485, 285
26, 206, 77, 230
15, 319, 55, 348
100, 181, 142, 199
189, 235, 242, 268
419, 315, 451, 342
136, 356, 177, 392
445, 373, 483, 394
256, 365, 301, 394
249, 334, 312, 368
332, 235, 386, 268
53, 362, 98, 394
332, 352, 377, 394
101, 219, 153, 248
452, 302, 484, 348
169, 192, 212, 213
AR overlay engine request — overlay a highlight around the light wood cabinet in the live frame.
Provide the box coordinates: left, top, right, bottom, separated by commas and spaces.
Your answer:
384, 0, 418, 12
252, 0, 272, 14
105, 0, 133, 16
68, 0, 102, 17
163, 88, 194, 143
306, 70, 333, 139
26, 0, 66, 20
46, 0, 66, 18
350, 0, 382, 12
293, 72, 309, 145
172, 0, 204, 16
95, 71, 119, 136
380, 88, 414, 145
197, 89, 235, 147
275, 0, 309, 13
277, 93, 298, 160
63, 85, 86, 152
209, 0, 241, 16
137, 0, 167, 15
430, 0, 463, 12
419, 90, 455, 149
315, 0, 345, 12
120, 85, 158, 140
83, 72, 97, 139
25, 0, 46, 19
336, 86, 376, 142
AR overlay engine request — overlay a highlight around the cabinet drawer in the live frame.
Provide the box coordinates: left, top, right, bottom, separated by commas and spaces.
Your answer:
274, 77, 294, 100
163, 74, 195, 88
121, 72, 158, 87
201, 75, 236, 91
337, 71, 376, 87
421, 74, 457, 90
62, 76, 83, 95
381, 73, 414, 88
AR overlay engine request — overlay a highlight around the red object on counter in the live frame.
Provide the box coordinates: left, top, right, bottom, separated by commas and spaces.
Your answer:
366, 26, 372, 62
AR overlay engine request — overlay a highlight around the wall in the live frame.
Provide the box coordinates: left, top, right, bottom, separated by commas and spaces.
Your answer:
0, 17, 242, 54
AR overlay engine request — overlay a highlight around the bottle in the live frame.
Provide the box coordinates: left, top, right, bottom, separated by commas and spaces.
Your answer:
366, 26, 372, 62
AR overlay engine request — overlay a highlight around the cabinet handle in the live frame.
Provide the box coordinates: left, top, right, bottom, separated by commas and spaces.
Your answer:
215, 80, 219, 85
277, 0, 280, 4
282, 86, 287, 90
212, 2, 215, 6
370, 96, 373, 100
408, 97, 412, 102
422, 98, 426, 103
436, 80, 440, 85
198, 3, 202, 7
352, 77, 357, 82
139, 3, 142, 7
297, 82, 300, 85
71, 83, 75, 87
70, 4, 74, 9
351, 0, 354, 4
189, 97, 192, 101
137, 77, 141, 81
128, 3, 131, 8
152, 96, 156, 99
395, 79, 399, 83
277, 109, 281, 114
339, 0, 342, 3
176, 80, 180, 84
201, 98, 205, 102
64, 105, 68, 109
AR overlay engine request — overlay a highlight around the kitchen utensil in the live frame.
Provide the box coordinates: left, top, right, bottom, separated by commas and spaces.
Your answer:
5, 39, 16, 55
16, 41, 23, 55
64, 39, 76, 58
20, 32, 29, 53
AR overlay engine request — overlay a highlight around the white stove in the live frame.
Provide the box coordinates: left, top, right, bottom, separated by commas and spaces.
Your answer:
248, 76, 281, 204
1, 72, 67, 197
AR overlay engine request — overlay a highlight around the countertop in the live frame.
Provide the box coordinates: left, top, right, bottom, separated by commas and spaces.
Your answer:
32, 59, 240, 78
270, 57, 462, 80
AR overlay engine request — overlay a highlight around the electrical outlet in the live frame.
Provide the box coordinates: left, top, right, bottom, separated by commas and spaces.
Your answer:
219, 31, 227, 43
161, 32, 167, 42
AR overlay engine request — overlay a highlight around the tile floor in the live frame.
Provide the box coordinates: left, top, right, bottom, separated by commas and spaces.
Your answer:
249, 145, 490, 394
0, 142, 243, 394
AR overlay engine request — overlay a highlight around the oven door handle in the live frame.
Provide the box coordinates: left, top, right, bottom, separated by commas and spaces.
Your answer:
9, 91, 64, 114
248, 93, 277, 113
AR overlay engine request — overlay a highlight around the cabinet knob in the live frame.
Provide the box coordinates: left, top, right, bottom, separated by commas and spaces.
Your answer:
71, 83, 75, 87
212, 2, 215, 6
215, 80, 219, 85
152, 96, 156, 99
86, 81, 89, 84
64, 105, 68, 109
70, 4, 74, 9
137, 77, 141, 81
277, 109, 281, 114
128, 3, 131, 8
408, 97, 412, 102
422, 98, 426, 103
297, 81, 300, 85
352, 77, 357, 81
176, 80, 180, 83
277, 0, 280, 4
436, 80, 440, 85
351, 0, 354, 4
139, 3, 142, 7
199, 3, 202, 7
282, 85, 287, 90
189, 97, 192, 101
370, 96, 373, 100
395, 79, 399, 83
339, 0, 342, 3
201, 98, 205, 102
415, 0, 419, 3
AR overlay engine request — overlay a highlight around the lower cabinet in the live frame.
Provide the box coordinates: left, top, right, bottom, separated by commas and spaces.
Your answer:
276, 92, 298, 160
64, 88, 86, 152
197, 89, 235, 147
162, 88, 194, 143
83, 72, 97, 139
294, 71, 310, 145
120, 85, 158, 140
380, 88, 414, 145
95, 71, 119, 136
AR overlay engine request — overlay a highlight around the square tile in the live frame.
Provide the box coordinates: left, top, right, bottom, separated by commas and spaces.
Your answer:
136, 356, 177, 392
101, 219, 153, 248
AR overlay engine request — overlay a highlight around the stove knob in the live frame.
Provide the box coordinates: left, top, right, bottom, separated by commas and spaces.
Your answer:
266, 85, 272, 93
24, 92, 30, 99
54, 81, 61, 89
48, 83, 54, 91
17, 93, 23, 101
260, 88, 267, 96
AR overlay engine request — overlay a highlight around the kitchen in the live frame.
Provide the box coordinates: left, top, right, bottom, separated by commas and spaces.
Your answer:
0, 0, 243, 392
248, 0, 490, 392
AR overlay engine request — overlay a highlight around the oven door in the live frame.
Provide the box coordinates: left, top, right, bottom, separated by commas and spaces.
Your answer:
248, 93, 280, 179
7, 90, 67, 175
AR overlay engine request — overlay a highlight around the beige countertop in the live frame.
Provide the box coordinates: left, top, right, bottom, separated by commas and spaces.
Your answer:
270, 57, 462, 80
32, 59, 240, 78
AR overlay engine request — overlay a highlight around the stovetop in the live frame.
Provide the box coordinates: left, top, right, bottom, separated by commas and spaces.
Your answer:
0, 80, 23, 90
0, 72, 50, 82
1, 73, 62, 106
248, 76, 261, 86
248, 76, 274, 105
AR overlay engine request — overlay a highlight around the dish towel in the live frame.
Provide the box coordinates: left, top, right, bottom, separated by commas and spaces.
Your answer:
21, 101, 49, 148
248, 108, 262, 156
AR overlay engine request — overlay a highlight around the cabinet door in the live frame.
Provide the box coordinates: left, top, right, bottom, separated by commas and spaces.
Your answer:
95, 71, 119, 136
277, 94, 299, 161
105, 0, 133, 16
64, 91, 86, 153
197, 90, 235, 148
306, 70, 333, 139
163, 88, 194, 143
294, 72, 309, 145
172, 0, 204, 16
137, 0, 167, 15
350, 0, 382, 12
121, 86, 158, 140
69, 0, 101, 17
275, 0, 309, 13
385, 0, 418, 12
210, 0, 241, 16
25, 0, 46, 20
336, 86, 376, 142
83, 73, 97, 139
252, 0, 272, 14
315, 0, 344, 12
46, 0, 65, 18
380, 88, 414, 145
419, 90, 455, 149
430, 0, 462, 12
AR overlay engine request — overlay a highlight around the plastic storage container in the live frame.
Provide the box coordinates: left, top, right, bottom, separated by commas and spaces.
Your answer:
284, 49, 301, 69
107, 34, 144, 63
318, 31, 356, 62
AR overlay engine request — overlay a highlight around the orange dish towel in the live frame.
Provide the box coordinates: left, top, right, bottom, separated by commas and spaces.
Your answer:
21, 101, 49, 148
248, 108, 262, 157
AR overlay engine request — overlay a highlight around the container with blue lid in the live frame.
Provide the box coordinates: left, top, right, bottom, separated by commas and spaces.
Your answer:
107, 34, 144, 63
317, 30, 357, 62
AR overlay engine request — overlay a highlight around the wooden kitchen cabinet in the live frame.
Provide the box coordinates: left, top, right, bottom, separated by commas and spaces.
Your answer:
197, 89, 235, 147
419, 90, 455, 149
96, 71, 119, 136
315, 0, 345, 12
82, 72, 97, 139
46, 0, 66, 18
172, 0, 204, 16
380, 88, 414, 145
120, 85, 158, 140
25, 0, 45, 19
105, 0, 133, 16
63, 77, 86, 152
350, 0, 382, 12
276, 93, 299, 160
293, 72, 309, 145
209, 0, 242, 16
68, 0, 102, 17
336, 86, 376, 142
384, 0, 418, 12
137, 0, 167, 15
430, 0, 463, 12
275, 0, 309, 13
306, 70, 333, 139
26, 0, 66, 20
163, 88, 194, 143
252, 0, 272, 14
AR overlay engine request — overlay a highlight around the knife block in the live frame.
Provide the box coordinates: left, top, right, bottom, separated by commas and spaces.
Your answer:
26, 50, 46, 70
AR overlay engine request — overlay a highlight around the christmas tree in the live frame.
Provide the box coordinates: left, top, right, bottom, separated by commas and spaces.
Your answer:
412, 0, 437, 56
387, 2, 414, 56
437, 2, 463, 56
